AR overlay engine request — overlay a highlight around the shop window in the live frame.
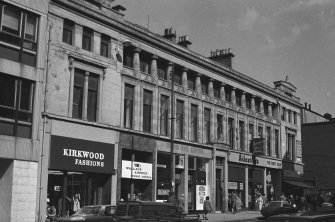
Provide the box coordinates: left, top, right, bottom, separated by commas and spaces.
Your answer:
188, 157, 195, 170
143, 89, 152, 133
72, 69, 99, 122
157, 59, 167, 80
0, 3, 38, 66
100, 34, 110, 58
62, 19, 74, 45
0, 73, 34, 138
82, 27, 93, 51
176, 100, 184, 139
123, 46, 133, 68
190, 104, 198, 142
204, 108, 211, 143
217, 114, 223, 142
160, 95, 169, 136
124, 84, 134, 129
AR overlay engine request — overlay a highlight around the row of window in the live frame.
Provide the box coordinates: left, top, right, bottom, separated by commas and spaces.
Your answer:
123, 83, 282, 157
62, 19, 110, 58
0, 2, 39, 66
123, 46, 300, 125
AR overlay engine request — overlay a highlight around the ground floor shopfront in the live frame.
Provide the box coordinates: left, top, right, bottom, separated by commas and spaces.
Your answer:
39, 118, 118, 222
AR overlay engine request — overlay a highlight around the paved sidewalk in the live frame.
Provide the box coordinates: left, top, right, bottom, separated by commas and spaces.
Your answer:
202, 211, 263, 222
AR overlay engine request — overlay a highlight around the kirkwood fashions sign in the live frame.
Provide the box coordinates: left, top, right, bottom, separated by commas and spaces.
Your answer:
49, 136, 115, 174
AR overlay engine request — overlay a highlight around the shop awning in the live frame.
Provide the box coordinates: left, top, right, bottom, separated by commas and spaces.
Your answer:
284, 180, 315, 189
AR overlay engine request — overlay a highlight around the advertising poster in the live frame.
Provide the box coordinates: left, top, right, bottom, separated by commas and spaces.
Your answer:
121, 160, 152, 180
196, 185, 209, 210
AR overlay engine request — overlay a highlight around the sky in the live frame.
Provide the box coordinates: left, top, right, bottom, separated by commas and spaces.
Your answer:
116, 0, 335, 116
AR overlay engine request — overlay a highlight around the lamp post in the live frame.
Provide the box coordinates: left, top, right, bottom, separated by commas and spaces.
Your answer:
170, 65, 175, 192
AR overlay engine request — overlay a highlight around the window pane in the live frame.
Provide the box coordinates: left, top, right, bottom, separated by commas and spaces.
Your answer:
22, 51, 36, 66
17, 124, 31, 138
82, 28, 92, 51
73, 71, 84, 119
124, 84, 134, 128
87, 75, 98, 122
2, 5, 21, 35
0, 45, 20, 62
143, 90, 152, 132
0, 74, 15, 107
19, 80, 32, 111
100, 35, 109, 57
25, 13, 37, 41
62, 20, 74, 44
0, 121, 14, 136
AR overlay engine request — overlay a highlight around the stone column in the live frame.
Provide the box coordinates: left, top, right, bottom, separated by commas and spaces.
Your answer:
260, 98, 264, 114
68, 57, 74, 117
268, 102, 273, 117
74, 24, 83, 48
93, 31, 101, 54
182, 68, 188, 93
251, 95, 256, 112
133, 47, 141, 77
241, 91, 246, 108
231, 87, 236, 105
167, 62, 174, 84
208, 78, 214, 100
150, 55, 158, 80
195, 73, 202, 96
220, 83, 226, 103
83, 71, 89, 120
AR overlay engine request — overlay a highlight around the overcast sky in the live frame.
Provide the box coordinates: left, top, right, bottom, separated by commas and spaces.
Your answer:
116, 0, 335, 116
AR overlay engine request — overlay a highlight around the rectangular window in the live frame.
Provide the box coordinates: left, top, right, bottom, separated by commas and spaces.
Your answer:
143, 90, 152, 132
274, 129, 279, 157
0, 3, 38, 66
225, 89, 231, 102
204, 108, 211, 143
293, 112, 297, 124
246, 95, 251, 109
82, 27, 93, 51
258, 125, 263, 138
236, 92, 241, 106
266, 127, 271, 156
176, 100, 184, 139
100, 34, 110, 58
287, 133, 295, 160
160, 95, 169, 136
124, 84, 134, 128
201, 81, 208, 95
188, 74, 196, 90
217, 114, 223, 142
72, 69, 99, 122
0, 73, 34, 138
123, 46, 133, 68
157, 60, 167, 80
288, 110, 292, 123
140, 52, 151, 74
62, 19, 74, 45
228, 118, 234, 148
239, 121, 245, 151
248, 123, 254, 152
281, 107, 286, 121
190, 104, 198, 142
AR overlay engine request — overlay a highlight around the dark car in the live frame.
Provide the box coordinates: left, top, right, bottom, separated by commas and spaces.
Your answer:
261, 200, 298, 218
114, 200, 200, 221
266, 212, 335, 221
54, 205, 115, 222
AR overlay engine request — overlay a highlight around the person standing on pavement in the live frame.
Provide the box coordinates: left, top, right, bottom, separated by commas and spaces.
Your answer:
167, 191, 177, 205
203, 196, 212, 220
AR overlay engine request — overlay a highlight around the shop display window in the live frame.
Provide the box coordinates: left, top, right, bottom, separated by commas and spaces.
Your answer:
47, 170, 111, 217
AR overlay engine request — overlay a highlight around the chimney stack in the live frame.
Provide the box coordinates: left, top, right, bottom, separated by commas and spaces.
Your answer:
163, 28, 177, 43
178, 35, 192, 49
308, 104, 311, 110
209, 48, 235, 68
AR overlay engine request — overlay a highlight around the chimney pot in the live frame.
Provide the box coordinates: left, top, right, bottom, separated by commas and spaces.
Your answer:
309, 104, 311, 110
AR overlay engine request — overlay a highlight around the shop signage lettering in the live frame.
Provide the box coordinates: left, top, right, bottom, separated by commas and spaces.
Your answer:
229, 152, 282, 169
122, 160, 152, 180
50, 136, 114, 174
266, 160, 282, 168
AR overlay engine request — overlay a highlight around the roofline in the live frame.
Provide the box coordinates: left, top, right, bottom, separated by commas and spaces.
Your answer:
51, 0, 302, 108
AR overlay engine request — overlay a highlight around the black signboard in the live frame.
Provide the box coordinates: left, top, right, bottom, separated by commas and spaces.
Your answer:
50, 135, 114, 174
252, 138, 265, 156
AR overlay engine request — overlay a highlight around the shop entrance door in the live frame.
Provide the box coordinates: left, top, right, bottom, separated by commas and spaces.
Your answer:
216, 167, 223, 212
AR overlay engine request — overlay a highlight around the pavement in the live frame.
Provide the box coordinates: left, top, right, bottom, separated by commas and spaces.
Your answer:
201, 210, 263, 222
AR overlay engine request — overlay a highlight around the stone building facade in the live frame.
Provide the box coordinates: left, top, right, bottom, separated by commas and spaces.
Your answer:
0, 0, 306, 220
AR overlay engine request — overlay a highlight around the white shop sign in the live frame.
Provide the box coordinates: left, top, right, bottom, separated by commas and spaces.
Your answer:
121, 160, 152, 180
229, 152, 282, 169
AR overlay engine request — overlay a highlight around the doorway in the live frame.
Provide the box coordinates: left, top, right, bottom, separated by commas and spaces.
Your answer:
216, 167, 223, 212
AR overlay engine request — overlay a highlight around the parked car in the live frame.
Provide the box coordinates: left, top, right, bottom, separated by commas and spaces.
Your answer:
54, 205, 115, 222
261, 200, 298, 218
266, 212, 335, 221
114, 200, 200, 221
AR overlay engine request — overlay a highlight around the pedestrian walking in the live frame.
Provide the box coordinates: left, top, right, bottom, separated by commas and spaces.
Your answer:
167, 191, 177, 205
203, 196, 212, 220
178, 193, 185, 213
256, 195, 264, 211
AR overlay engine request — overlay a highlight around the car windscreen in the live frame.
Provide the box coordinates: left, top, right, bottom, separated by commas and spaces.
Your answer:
267, 202, 282, 208
142, 205, 178, 217
74, 206, 101, 216
116, 204, 127, 216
